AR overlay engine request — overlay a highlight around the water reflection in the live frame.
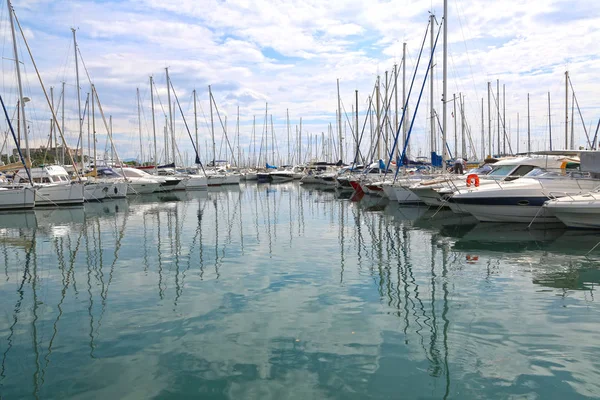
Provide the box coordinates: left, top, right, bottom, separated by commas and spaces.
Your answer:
0, 184, 599, 398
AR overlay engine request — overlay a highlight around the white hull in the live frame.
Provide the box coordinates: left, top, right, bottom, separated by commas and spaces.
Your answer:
270, 174, 294, 182
410, 187, 443, 207
0, 187, 35, 210
184, 175, 208, 191
84, 182, 108, 202
207, 174, 241, 186
244, 173, 258, 181
393, 186, 422, 204
457, 203, 557, 223
544, 194, 600, 229
126, 180, 161, 195
105, 182, 128, 199
381, 184, 397, 200
35, 183, 85, 206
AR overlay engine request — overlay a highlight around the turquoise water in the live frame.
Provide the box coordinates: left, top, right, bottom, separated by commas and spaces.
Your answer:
1, 183, 600, 399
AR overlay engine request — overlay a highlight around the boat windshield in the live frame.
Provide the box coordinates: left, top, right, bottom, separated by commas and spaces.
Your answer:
487, 165, 516, 176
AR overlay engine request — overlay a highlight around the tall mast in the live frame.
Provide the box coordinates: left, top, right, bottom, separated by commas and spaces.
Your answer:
337, 78, 343, 163
193, 89, 198, 155
50, 86, 55, 150
208, 85, 215, 165
384, 71, 389, 159
355, 89, 359, 164
150, 76, 157, 174
286, 108, 290, 164
481, 98, 484, 160
252, 115, 256, 166
570, 92, 575, 150
61, 81, 65, 164
496, 79, 500, 155
7, 0, 29, 163
402, 42, 408, 159
517, 112, 519, 153
527, 93, 531, 154
429, 13, 435, 157
565, 70, 569, 149
165, 67, 175, 164
92, 84, 97, 174
548, 91, 552, 150
453, 94, 457, 157
86, 92, 90, 165
461, 94, 466, 158
394, 64, 398, 162
110, 115, 114, 162
237, 107, 240, 167
502, 83, 506, 154
442, 0, 448, 162
72, 28, 83, 170
487, 82, 491, 157
299, 117, 302, 164
376, 76, 381, 160
137, 87, 143, 164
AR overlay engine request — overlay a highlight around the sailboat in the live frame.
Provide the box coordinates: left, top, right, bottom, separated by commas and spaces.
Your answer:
4, 0, 84, 206
0, 95, 34, 210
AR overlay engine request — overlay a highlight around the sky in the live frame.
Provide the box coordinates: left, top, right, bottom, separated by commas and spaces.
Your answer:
1, 0, 600, 166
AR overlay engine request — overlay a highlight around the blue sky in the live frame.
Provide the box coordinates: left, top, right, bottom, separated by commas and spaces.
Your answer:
2, 0, 599, 165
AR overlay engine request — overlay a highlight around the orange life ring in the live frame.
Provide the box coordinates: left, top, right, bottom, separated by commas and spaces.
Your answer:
466, 174, 480, 187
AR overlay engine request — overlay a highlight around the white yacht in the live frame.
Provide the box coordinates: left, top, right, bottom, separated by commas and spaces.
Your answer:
411, 157, 564, 207
450, 169, 600, 223
544, 191, 600, 229
205, 168, 241, 186
13, 165, 84, 206
97, 167, 160, 195
0, 184, 35, 210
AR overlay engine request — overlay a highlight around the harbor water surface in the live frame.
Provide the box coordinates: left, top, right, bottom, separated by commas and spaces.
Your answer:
1, 183, 600, 399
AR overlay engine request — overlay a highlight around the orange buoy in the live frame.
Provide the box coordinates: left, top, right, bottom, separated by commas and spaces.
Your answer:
466, 173, 480, 187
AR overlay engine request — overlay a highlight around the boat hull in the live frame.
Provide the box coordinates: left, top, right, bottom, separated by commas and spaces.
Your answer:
0, 187, 35, 210
35, 183, 85, 206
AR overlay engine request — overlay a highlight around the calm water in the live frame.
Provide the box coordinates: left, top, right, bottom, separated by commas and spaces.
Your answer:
1, 183, 600, 399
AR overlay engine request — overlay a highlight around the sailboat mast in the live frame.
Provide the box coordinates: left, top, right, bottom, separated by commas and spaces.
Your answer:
87, 92, 90, 165
72, 28, 83, 170
403, 42, 408, 159
7, 0, 29, 163
496, 79, 500, 155
337, 78, 343, 162
565, 70, 569, 149
50, 86, 55, 150
299, 117, 302, 164
209, 85, 215, 165
150, 76, 158, 173
61, 81, 65, 164
286, 108, 290, 164
92, 85, 97, 173
453, 94, 457, 156
517, 112, 519, 153
481, 98, 484, 160
442, 0, 448, 162
355, 89, 359, 164
527, 93, 531, 154
165, 67, 175, 165
394, 64, 398, 162
193, 89, 198, 153
137, 87, 142, 164
548, 91, 552, 150
429, 13, 435, 158
487, 82, 491, 157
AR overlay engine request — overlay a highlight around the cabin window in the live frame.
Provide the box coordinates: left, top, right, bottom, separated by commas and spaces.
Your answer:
42, 177, 52, 183
487, 165, 515, 176
509, 165, 535, 177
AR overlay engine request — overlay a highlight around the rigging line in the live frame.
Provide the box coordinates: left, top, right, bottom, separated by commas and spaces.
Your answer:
387, 18, 432, 174
453, 0, 481, 103
568, 75, 592, 148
